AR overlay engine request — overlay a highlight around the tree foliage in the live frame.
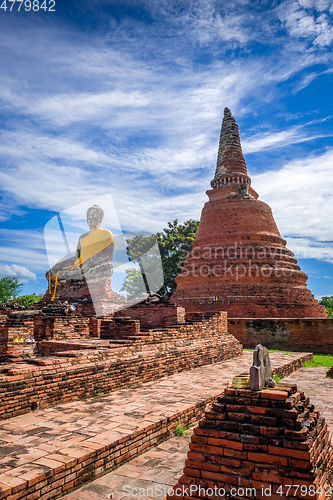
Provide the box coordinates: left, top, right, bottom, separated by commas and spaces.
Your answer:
120, 268, 147, 300
125, 234, 158, 294
16, 293, 43, 309
126, 234, 157, 262
0, 276, 43, 308
121, 219, 199, 298
319, 296, 333, 318
156, 219, 200, 296
0, 276, 23, 303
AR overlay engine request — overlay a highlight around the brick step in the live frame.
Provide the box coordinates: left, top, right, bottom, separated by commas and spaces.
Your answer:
125, 334, 152, 340
107, 339, 133, 344
140, 325, 180, 332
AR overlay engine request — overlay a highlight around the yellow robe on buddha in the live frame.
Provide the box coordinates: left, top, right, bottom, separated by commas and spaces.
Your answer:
73, 228, 114, 269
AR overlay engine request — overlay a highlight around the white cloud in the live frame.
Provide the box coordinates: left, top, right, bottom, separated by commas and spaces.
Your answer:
253, 148, 333, 261
285, 237, 333, 262
0, 131, 114, 165
0, 264, 36, 282
0, 61, 255, 129
0, 247, 49, 270
0, 229, 49, 275
1, 91, 151, 127
0, 0, 333, 281
277, 0, 333, 46
0, 37, 328, 230
243, 126, 333, 153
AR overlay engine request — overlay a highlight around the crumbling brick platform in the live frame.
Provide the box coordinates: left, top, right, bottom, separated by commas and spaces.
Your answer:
0, 312, 243, 419
0, 352, 311, 500
167, 381, 333, 500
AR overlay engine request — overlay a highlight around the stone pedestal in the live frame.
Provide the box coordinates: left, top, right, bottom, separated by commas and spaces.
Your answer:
40, 263, 128, 317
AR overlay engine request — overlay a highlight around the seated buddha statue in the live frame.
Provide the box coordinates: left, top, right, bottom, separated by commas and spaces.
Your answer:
46, 204, 115, 283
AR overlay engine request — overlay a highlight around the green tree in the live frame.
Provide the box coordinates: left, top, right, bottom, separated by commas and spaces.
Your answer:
122, 219, 199, 298
156, 219, 200, 296
120, 268, 147, 299
16, 293, 43, 309
0, 276, 23, 303
125, 234, 157, 294
319, 296, 333, 318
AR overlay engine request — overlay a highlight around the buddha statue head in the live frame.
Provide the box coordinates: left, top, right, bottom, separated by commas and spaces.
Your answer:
87, 205, 104, 231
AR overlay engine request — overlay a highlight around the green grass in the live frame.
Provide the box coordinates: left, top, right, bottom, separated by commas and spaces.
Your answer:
268, 349, 294, 355
174, 421, 191, 437
243, 348, 293, 355
303, 354, 333, 368
273, 374, 282, 383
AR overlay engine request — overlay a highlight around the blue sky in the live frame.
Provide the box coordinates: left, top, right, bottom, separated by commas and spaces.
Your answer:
0, 0, 332, 299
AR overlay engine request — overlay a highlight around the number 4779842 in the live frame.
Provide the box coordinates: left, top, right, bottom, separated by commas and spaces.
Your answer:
0, 0, 55, 11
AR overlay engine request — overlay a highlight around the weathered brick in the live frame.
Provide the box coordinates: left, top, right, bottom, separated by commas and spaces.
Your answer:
207, 438, 243, 450
261, 390, 288, 401
247, 452, 288, 466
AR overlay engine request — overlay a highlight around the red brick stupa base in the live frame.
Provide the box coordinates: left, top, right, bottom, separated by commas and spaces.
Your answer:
167, 384, 333, 500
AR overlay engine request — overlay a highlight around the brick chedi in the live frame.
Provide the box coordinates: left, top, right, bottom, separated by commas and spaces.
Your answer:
171, 108, 326, 318
167, 383, 333, 500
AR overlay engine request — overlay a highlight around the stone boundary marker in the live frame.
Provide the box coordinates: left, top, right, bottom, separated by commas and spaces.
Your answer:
0, 353, 311, 500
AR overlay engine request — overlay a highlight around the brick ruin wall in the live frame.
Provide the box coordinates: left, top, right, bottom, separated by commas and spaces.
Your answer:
0, 317, 36, 358
114, 302, 186, 330
38, 341, 97, 357
0, 312, 243, 419
228, 318, 333, 354
100, 317, 141, 339
34, 315, 90, 341
0, 315, 92, 361
0, 316, 8, 356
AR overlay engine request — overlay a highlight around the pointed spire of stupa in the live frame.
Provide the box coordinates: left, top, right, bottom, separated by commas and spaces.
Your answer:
211, 107, 249, 189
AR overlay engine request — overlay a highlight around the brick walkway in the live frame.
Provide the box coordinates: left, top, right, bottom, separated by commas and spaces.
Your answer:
0, 352, 305, 472
64, 434, 192, 500
0, 351, 310, 500
61, 364, 333, 500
